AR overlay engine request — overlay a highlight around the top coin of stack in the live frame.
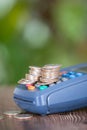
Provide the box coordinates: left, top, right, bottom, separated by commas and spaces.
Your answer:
40, 64, 61, 84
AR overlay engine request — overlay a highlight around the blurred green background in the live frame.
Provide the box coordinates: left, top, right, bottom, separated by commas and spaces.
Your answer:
0, 0, 87, 85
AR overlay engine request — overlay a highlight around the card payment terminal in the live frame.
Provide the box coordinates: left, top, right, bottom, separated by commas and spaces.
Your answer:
13, 63, 87, 115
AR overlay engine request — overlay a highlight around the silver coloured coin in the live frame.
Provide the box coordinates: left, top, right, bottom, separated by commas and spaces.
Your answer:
43, 64, 61, 69
3, 110, 21, 116
14, 114, 33, 120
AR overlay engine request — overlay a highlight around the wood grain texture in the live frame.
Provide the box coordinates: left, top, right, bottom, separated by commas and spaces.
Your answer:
0, 86, 87, 130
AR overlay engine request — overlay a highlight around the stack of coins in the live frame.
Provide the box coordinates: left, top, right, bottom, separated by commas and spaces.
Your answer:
25, 66, 41, 83
29, 66, 41, 81
18, 66, 41, 84
39, 64, 61, 84
18, 64, 61, 85
25, 74, 38, 83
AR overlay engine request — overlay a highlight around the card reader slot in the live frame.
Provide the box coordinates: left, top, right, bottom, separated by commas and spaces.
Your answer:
14, 96, 34, 104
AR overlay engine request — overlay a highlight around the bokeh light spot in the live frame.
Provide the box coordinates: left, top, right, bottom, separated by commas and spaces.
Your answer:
0, 0, 16, 18
23, 19, 51, 48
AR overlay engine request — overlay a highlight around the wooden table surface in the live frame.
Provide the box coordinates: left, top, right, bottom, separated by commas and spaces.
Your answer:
0, 86, 87, 130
